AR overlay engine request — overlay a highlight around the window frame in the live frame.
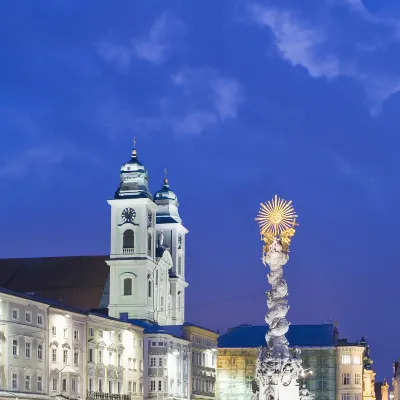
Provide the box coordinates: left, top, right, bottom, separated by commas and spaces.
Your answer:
12, 308, 19, 321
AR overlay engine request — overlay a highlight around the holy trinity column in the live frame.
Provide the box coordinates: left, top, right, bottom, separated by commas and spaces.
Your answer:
255, 195, 313, 400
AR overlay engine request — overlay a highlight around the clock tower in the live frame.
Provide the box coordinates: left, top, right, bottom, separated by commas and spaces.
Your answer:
107, 144, 173, 324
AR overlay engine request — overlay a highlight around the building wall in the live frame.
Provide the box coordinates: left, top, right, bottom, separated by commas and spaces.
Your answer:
183, 325, 218, 399
145, 334, 190, 400
336, 346, 364, 400
86, 315, 144, 399
216, 347, 336, 400
2, 293, 48, 396
48, 308, 86, 399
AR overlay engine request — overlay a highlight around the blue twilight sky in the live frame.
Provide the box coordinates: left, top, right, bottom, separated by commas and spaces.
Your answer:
0, 0, 399, 380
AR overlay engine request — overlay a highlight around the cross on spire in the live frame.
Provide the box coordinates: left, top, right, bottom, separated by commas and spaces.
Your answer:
131, 137, 137, 157
164, 168, 169, 185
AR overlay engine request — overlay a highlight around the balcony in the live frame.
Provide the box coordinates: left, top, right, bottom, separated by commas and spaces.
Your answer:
123, 248, 135, 255
87, 391, 130, 400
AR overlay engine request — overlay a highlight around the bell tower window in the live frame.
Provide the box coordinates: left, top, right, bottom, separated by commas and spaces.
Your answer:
123, 230, 134, 252
123, 278, 132, 296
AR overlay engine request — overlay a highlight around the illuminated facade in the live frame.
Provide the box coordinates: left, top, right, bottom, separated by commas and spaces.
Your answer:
86, 314, 144, 400
0, 290, 48, 400
172, 323, 218, 399
360, 338, 375, 400
216, 324, 379, 400
217, 324, 338, 400
336, 342, 364, 400
107, 145, 188, 325
0, 287, 146, 400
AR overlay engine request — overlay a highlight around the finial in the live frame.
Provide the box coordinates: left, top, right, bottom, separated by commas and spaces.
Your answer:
164, 168, 168, 185
132, 137, 137, 158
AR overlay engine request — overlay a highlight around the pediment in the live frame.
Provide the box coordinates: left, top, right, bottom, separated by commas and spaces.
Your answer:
107, 343, 116, 351
62, 342, 71, 349
50, 341, 59, 348
97, 341, 106, 349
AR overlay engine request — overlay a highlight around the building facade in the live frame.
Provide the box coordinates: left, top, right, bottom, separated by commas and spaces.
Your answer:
0, 290, 48, 399
336, 342, 364, 400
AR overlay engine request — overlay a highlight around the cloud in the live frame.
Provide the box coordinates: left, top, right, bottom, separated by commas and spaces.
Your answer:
0, 143, 89, 179
97, 13, 184, 69
96, 42, 133, 72
249, 2, 400, 114
133, 13, 185, 64
171, 111, 217, 136
251, 5, 342, 79
169, 68, 244, 135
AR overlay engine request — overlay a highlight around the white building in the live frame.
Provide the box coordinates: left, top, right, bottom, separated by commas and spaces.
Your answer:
48, 307, 86, 399
107, 146, 188, 325
0, 289, 49, 399
0, 287, 146, 400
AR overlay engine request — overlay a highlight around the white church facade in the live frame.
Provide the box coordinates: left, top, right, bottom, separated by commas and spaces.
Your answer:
107, 145, 188, 326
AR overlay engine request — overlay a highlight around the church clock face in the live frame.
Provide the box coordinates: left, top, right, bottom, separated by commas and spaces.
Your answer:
121, 208, 136, 223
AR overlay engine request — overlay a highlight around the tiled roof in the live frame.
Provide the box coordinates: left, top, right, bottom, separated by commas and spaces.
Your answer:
218, 324, 336, 348
0, 255, 109, 310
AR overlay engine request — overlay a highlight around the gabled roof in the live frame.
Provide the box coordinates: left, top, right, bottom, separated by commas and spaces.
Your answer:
218, 324, 336, 348
0, 255, 109, 310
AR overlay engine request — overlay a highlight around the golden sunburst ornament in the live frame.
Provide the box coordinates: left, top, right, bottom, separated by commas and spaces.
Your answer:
256, 195, 298, 236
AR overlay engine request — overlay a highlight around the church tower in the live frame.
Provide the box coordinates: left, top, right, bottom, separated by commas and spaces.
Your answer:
107, 143, 177, 325
154, 172, 188, 324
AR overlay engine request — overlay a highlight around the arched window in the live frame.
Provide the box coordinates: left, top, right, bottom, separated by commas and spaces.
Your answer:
148, 280, 152, 298
123, 278, 132, 296
178, 291, 181, 311
123, 230, 134, 249
147, 233, 152, 256
177, 255, 182, 275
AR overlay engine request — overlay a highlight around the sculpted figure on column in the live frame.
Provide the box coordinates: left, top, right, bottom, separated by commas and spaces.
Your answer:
255, 195, 312, 400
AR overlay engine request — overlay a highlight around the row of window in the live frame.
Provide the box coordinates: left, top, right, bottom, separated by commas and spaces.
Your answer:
51, 348, 80, 365
342, 393, 361, 400
128, 357, 141, 370
341, 373, 361, 386
12, 339, 43, 360
192, 378, 215, 393
12, 374, 43, 392
88, 378, 143, 395
12, 309, 43, 326
149, 380, 188, 395
150, 357, 165, 368
193, 335, 216, 348
341, 355, 361, 365
192, 351, 215, 368
52, 377, 78, 393
51, 326, 80, 340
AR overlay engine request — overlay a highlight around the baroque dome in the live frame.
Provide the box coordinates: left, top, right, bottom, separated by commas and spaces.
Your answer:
114, 148, 152, 199
154, 177, 181, 223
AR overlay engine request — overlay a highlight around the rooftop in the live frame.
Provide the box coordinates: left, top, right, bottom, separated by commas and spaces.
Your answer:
218, 323, 337, 348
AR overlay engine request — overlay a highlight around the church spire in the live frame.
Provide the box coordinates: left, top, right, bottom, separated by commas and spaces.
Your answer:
164, 168, 169, 186
131, 137, 137, 158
